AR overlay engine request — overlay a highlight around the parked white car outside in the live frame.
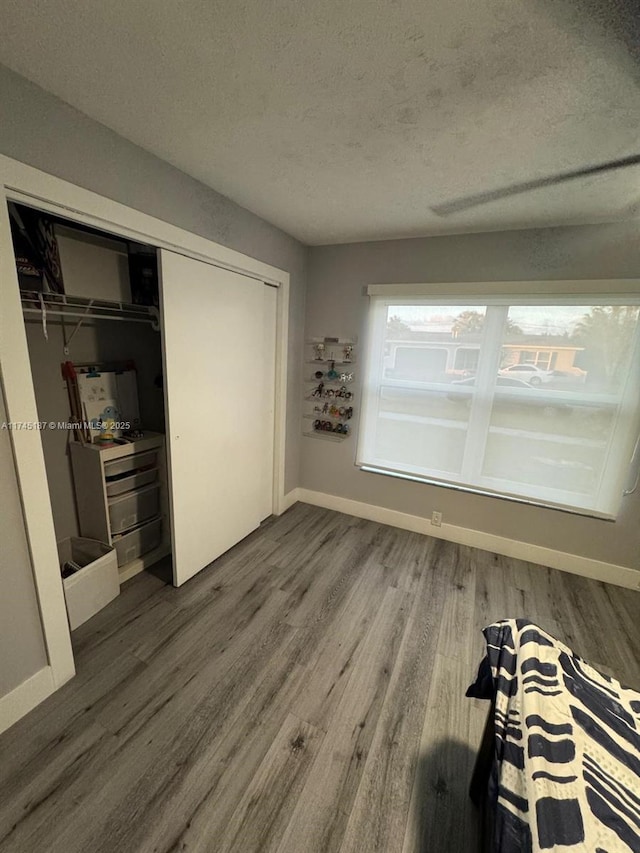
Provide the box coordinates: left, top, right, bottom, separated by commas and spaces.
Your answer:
498, 364, 554, 385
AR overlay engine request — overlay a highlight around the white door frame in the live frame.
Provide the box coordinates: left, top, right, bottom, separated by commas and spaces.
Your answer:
0, 154, 290, 727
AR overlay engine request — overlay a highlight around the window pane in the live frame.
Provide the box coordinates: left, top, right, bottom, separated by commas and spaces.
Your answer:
359, 298, 640, 516
481, 305, 640, 509
370, 305, 488, 476
503, 305, 639, 393
385, 305, 486, 382
375, 387, 470, 475
483, 400, 615, 497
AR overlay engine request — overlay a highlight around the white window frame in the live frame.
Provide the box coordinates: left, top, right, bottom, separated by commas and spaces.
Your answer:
358, 283, 640, 520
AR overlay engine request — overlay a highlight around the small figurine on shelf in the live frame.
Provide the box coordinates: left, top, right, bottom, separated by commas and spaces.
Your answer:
313, 342, 326, 361
327, 360, 339, 380
336, 385, 353, 399
343, 344, 353, 362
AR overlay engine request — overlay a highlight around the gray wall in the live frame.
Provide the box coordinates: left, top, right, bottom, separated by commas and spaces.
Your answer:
0, 380, 48, 696
303, 224, 640, 570
0, 64, 307, 494
0, 65, 306, 705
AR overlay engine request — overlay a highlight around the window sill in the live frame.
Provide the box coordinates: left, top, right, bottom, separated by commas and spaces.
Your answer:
358, 465, 616, 522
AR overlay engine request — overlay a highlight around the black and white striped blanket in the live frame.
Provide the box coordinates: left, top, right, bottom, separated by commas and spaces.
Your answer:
467, 619, 640, 852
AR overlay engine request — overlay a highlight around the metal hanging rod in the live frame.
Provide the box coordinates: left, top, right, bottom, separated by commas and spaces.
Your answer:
20, 290, 159, 328
22, 307, 158, 324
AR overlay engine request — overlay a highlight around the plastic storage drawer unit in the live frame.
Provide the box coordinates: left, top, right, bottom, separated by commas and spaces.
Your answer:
103, 449, 157, 480
58, 537, 119, 630
113, 517, 162, 566
105, 467, 158, 498
108, 483, 160, 534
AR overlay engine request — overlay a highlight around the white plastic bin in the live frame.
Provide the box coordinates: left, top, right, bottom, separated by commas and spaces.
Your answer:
58, 537, 119, 630
105, 467, 157, 498
112, 517, 162, 566
108, 483, 160, 533
104, 449, 157, 480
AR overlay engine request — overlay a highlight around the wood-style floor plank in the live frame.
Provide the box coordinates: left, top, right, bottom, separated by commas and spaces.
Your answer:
1, 502, 639, 853
290, 562, 392, 730
338, 540, 447, 853
401, 651, 480, 853
217, 713, 324, 853
277, 586, 411, 853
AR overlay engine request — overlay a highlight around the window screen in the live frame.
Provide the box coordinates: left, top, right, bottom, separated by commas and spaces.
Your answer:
357, 297, 640, 517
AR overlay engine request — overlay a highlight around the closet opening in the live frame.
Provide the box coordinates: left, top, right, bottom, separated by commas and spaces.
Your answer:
9, 201, 172, 632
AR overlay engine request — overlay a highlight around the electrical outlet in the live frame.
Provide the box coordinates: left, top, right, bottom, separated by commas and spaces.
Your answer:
431, 510, 442, 527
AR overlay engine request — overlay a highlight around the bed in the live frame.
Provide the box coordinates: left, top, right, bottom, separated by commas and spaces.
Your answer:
467, 619, 640, 853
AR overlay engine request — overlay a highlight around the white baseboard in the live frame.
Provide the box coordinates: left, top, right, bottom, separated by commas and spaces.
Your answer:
0, 666, 55, 735
297, 488, 640, 592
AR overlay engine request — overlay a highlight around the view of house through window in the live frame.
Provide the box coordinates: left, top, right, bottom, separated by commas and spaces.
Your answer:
358, 299, 640, 516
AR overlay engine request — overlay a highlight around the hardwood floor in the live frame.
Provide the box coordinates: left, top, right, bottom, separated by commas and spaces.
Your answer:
1, 503, 639, 853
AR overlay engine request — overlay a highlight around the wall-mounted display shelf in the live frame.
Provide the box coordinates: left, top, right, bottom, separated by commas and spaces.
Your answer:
304, 376, 354, 386
304, 337, 357, 442
304, 359, 354, 366
302, 429, 349, 442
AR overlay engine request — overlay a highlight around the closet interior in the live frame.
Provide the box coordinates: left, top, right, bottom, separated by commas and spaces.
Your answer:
11, 202, 171, 629
8, 196, 279, 635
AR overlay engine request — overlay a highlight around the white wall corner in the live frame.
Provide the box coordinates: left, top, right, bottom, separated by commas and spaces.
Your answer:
278, 487, 301, 514
297, 488, 640, 592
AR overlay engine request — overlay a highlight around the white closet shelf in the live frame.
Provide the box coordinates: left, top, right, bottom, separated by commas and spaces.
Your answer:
20, 290, 159, 327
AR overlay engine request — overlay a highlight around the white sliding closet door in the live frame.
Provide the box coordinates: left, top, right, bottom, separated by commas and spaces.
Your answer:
159, 250, 273, 586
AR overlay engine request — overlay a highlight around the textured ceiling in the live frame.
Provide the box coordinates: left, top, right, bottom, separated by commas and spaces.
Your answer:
1, 0, 639, 244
